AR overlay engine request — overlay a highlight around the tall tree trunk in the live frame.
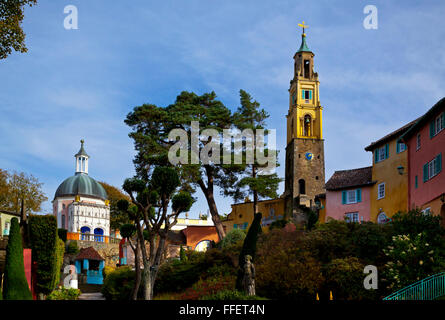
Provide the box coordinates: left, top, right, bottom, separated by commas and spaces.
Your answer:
200, 184, 225, 240
131, 242, 141, 300
252, 164, 258, 215
197, 165, 226, 240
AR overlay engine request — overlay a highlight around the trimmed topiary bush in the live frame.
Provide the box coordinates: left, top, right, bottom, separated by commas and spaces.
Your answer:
3, 218, 33, 300
102, 266, 136, 300
29, 214, 58, 297
52, 237, 65, 289
221, 229, 246, 249
66, 241, 79, 255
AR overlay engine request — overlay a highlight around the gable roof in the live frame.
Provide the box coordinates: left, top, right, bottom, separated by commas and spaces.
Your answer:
75, 246, 104, 261
364, 118, 419, 151
325, 166, 374, 191
401, 97, 445, 142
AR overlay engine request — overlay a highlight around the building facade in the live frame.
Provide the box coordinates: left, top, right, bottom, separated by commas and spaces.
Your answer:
401, 98, 445, 219
364, 120, 415, 222
53, 140, 112, 242
324, 167, 374, 223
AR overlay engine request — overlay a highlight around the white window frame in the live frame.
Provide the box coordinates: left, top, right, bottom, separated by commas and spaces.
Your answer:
398, 142, 406, 152
416, 134, 421, 150
346, 190, 357, 204
378, 146, 386, 162
435, 113, 444, 135
428, 158, 438, 179
378, 182, 385, 199
345, 212, 359, 223
422, 207, 431, 215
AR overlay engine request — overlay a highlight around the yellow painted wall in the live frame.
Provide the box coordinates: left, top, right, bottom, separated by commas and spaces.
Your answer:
222, 198, 286, 233
370, 139, 409, 222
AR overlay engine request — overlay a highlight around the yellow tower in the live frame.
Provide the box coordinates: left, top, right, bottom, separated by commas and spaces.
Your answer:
287, 21, 323, 143
284, 22, 326, 220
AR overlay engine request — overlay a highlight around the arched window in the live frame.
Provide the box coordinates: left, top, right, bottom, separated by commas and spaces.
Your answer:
94, 228, 104, 242
195, 240, 211, 252
377, 212, 390, 224
81, 226, 90, 241
62, 215, 65, 229
299, 179, 306, 195
303, 115, 311, 136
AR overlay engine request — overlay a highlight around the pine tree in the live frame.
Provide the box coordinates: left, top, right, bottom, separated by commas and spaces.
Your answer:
3, 218, 32, 300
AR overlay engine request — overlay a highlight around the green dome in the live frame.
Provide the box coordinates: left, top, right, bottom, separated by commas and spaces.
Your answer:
54, 173, 108, 200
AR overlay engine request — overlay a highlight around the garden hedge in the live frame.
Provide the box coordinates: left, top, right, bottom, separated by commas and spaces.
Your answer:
3, 218, 33, 300
29, 214, 58, 296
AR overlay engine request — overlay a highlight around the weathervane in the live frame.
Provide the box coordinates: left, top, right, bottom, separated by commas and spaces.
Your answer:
298, 21, 309, 36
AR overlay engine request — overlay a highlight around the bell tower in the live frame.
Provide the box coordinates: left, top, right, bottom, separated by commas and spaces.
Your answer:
284, 22, 326, 221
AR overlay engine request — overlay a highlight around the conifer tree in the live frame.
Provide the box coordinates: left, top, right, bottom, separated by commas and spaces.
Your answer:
3, 218, 32, 300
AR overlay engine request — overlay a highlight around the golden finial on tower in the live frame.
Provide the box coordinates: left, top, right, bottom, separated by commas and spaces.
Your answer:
298, 21, 309, 36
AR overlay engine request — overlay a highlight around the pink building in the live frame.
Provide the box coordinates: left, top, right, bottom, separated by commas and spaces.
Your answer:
401, 98, 445, 220
325, 167, 375, 222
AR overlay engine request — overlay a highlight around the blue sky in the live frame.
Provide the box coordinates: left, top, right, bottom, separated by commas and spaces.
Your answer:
1, 0, 444, 217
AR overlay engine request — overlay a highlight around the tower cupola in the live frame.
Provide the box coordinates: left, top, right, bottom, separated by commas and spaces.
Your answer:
75, 139, 89, 174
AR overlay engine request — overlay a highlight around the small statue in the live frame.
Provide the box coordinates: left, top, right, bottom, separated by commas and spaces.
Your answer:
243, 255, 256, 296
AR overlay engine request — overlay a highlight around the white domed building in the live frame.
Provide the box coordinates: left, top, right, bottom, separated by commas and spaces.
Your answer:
53, 140, 111, 242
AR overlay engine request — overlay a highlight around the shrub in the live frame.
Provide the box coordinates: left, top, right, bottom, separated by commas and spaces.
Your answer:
269, 219, 288, 230
221, 229, 246, 249
323, 257, 372, 300
201, 289, 267, 300
66, 241, 79, 255
102, 266, 115, 279
102, 266, 135, 300
255, 228, 324, 300
382, 233, 445, 292
391, 209, 445, 254
3, 218, 33, 300
179, 245, 187, 262
29, 214, 58, 296
52, 237, 65, 289
57, 229, 67, 243
175, 275, 236, 300
46, 287, 81, 300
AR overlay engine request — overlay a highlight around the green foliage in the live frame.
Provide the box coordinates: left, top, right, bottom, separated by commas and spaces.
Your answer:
102, 266, 116, 279
269, 219, 288, 230
201, 289, 267, 300
179, 245, 187, 262
3, 218, 32, 300
52, 237, 65, 289
382, 233, 445, 291
221, 229, 246, 249
98, 181, 132, 231
0, 0, 38, 59
29, 214, 58, 296
46, 288, 81, 300
255, 228, 323, 300
155, 248, 236, 295
57, 229, 67, 242
323, 257, 372, 300
102, 266, 136, 300
171, 191, 194, 213
236, 212, 262, 290
65, 241, 79, 255
391, 209, 445, 254
120, 224, 136, 239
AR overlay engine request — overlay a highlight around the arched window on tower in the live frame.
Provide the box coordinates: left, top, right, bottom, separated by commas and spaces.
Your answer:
303, 115, 311, 136
304, 60, 310, 78
299, 179, 306, 195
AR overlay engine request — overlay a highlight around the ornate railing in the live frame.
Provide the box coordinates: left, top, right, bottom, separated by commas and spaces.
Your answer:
67, 232, 121, 244
383, 272, 445, 300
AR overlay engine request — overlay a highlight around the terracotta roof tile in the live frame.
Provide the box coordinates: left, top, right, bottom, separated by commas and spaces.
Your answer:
75, 246, 104, 261
325, 166, 374, 191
